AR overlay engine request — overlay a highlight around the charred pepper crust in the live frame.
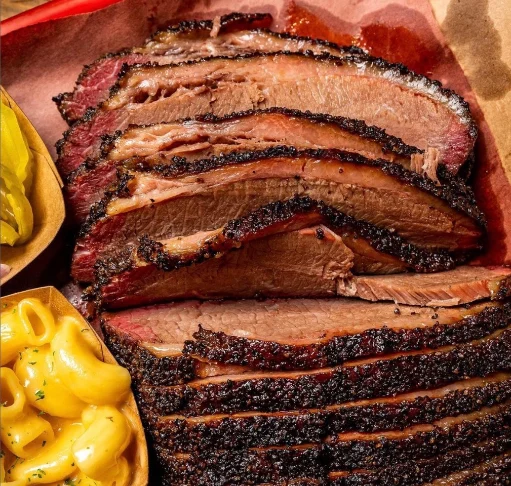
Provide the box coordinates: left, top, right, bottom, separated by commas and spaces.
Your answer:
135, 330, 511, 417
69, 106, 422, 182
130, 196, 461, 274
52, 12, 274, 122
109, 50, 477, 138
134, 147, 484, 226
154, 443, 326, 484
332, 436, 511, 486
460, 470, 511, 486
150, 378, 511, 452
101, 322, 197, 386
455, 455, 511, 485
153, 434, 511, 485
326, 405, 511, 469
152, 406, 511, 471
183, 302, 511, 371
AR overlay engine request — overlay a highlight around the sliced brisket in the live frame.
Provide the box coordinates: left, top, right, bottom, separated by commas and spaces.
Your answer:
106, 299, 510, 378
93, 198, 468, 308
136, 330, 511, 416
54, 13, 366, 124
329, 436, 511, 486
66, 108, 421, 223
101, 296, 509, 381
96, 226, 356, 308
337, 266, 511, 306
154, 431, 511, 485
150, 375, 511, 452
184, 300, 511, 371
72, 148, 484, 282
56, 51, 476, 176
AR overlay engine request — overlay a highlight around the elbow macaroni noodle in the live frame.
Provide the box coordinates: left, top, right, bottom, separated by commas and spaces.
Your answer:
0, 299, 133, 485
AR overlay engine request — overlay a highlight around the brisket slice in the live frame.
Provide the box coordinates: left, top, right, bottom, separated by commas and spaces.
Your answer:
93, 148, 484, 244
95, 227, 355, 308
325, 405, 511, 469
72, 148, 484, 282
328, 437, 511, 486
154, 433, 511, 486
337, 266, 511, 306
136, 330, 511, 416
104, 300, 509, 379
65, 108, 421, 223
54, 13, 273, 123
56, 51, 476, 177
54, 13, 365, 124
151, 375, 511, 452
101, 297, 509, 381
102, 312, 254, 387
432, 455, 511, 485
93, 199, 464, 308
184, 300, 511, 371
154, 405, 511, 470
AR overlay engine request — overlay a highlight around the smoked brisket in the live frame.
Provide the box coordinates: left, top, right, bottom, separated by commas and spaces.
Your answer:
56, 51, 476, 176
65, 108, 421, 223
72, 148, 484, 282
54, 13, 366, 124
136, 330, 511, 416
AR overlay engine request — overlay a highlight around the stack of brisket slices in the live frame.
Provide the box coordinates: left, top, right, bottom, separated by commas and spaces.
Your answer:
55, 12, 511, 485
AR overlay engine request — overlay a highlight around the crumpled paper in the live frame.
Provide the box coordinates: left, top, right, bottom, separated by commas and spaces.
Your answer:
2, 0, 510, 264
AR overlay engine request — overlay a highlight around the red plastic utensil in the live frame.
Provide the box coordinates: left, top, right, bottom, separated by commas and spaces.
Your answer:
1, 0, 122, 36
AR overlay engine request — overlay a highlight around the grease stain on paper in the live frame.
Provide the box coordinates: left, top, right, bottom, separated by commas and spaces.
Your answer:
442, 0, 511, 99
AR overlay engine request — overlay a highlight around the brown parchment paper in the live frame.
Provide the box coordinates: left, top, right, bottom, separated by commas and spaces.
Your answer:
0, 87, 65, 285
1, 0, 510, 264
0, 286, 149, 486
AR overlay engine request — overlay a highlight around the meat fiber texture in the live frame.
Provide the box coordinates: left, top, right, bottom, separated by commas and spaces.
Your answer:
2, 0, 510, 266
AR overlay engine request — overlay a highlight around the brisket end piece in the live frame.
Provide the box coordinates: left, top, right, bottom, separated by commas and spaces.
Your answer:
53, 12, 274, 123
136, 330, 511, 417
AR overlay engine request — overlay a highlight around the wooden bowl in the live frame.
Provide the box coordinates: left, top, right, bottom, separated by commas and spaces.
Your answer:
0, 286, 149, 485
0, 88, 65, 285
